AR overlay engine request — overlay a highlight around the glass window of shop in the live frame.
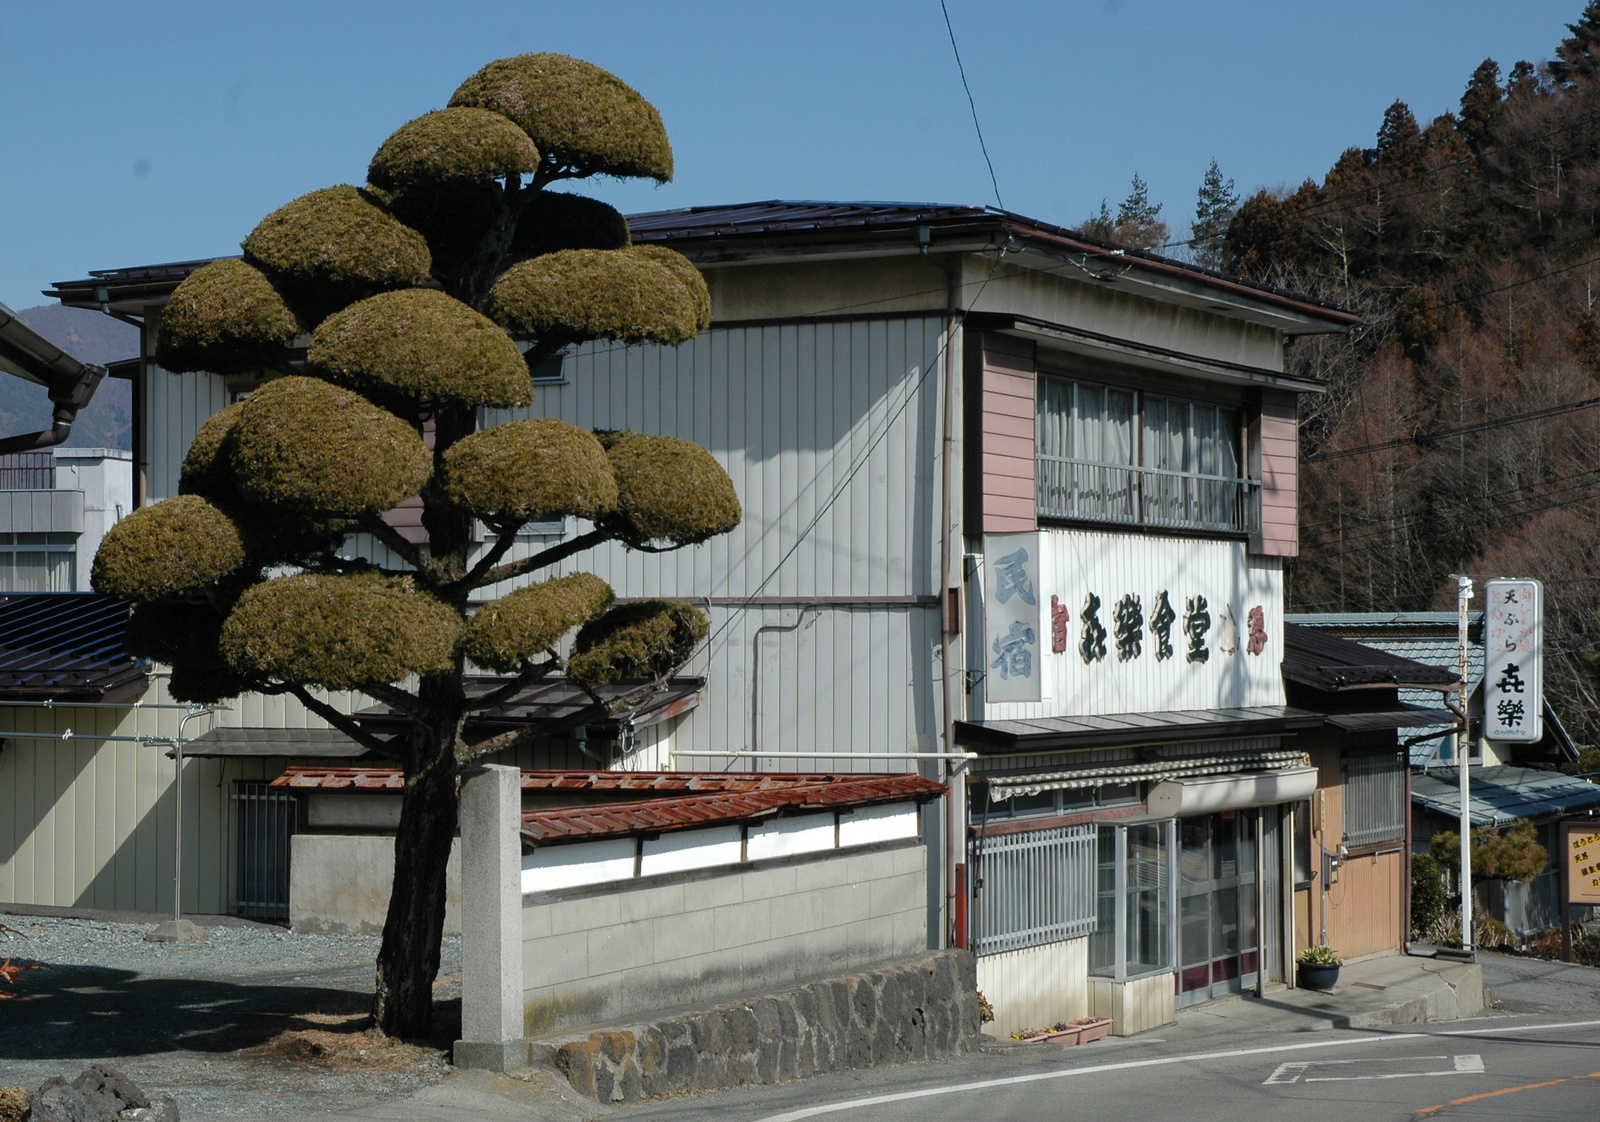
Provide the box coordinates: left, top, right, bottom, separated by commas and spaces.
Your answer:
1089, 819, 1176, 981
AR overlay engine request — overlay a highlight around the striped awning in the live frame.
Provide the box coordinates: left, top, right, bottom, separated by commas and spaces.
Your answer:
985, 748, 1310, 801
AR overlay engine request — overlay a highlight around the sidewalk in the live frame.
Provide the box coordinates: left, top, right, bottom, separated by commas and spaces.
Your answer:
1174, 951, 1484, 1036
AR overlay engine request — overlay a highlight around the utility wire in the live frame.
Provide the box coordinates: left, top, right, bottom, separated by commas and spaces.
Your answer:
1306, 395, 1600, 462
940, 0, 1004, 211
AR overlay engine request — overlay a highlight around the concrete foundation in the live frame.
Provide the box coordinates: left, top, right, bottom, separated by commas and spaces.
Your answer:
289, 834, 462, 935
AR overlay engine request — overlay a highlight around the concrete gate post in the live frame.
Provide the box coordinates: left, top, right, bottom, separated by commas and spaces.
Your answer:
453, 763, 527, 1070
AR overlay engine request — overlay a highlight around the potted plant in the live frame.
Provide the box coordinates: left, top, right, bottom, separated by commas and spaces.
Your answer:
1297, 944, 1342, 990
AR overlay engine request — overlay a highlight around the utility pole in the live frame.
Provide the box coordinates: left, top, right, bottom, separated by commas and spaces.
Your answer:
1454, 575, 1474, 957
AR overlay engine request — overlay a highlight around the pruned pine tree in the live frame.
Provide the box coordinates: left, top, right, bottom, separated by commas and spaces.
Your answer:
90, 54, 741, 1039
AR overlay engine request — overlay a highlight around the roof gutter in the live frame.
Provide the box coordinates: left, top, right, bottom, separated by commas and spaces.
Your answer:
0, 301, 107, 454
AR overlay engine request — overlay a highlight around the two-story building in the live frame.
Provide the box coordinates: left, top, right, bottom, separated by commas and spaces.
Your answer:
24, 203, 1356, 1031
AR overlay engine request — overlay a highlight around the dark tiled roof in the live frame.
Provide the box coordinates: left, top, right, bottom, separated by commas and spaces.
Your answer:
353, 676, 702, 740
1412, 765, 1600, 828
0, 593, 145, 701
48, 203, 1357, 328
955, 705, 1324, 753
1282, 621, 1461, 691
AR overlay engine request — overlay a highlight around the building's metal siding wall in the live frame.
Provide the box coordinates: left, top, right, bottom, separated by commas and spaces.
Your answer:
978, 528, 1284, 721
0, 665, 373, 913
145, 364, 228, 504
483, 318, 949, 771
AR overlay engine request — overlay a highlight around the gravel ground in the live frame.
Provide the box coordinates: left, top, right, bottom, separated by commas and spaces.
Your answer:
0, 913, 463, 1120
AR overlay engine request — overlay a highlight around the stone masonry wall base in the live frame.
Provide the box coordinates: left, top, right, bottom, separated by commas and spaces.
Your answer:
500, 950, 980, 1104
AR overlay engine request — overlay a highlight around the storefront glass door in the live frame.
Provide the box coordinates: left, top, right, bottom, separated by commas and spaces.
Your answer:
1178, 810, 1258, 1006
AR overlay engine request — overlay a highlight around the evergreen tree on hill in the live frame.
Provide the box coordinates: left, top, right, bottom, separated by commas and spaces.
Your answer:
1191, 159, 1238, 270
1550, 0, 1600, 84
89, 54, 741, 1039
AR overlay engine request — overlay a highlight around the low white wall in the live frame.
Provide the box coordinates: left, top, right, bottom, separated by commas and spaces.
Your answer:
520, 839, 928, 1038
976, 937, 1089, 1038
289, 834, 462, 935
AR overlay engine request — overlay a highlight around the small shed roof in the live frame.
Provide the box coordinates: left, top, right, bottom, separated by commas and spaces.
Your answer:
1282, 621, 1460, 692
0, 593, 145, 702
182, 727, 369, 759
1411, 765, 1600, 828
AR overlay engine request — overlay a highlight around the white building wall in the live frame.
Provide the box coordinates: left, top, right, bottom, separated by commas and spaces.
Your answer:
55, 448, 132, 591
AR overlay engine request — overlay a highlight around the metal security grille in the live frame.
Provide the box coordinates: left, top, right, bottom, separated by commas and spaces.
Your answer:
974, 823, 1098, 956
230, 781, 299, 921
1343, 753, 1405, 849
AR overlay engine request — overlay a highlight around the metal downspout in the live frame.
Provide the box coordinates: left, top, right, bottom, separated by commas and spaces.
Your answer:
929, 245, 965, 950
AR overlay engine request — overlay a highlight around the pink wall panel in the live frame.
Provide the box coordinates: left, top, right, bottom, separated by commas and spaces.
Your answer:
1253, 391, 1298, 557
980, 335, 1037, 534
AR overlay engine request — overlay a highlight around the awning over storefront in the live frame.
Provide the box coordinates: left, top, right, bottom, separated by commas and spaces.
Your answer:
955, 705, 1323, 754
982, 739, 1310, 801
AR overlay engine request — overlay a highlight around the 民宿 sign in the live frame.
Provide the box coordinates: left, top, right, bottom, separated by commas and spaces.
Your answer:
1564, 822, 1600, 906
984, 533, 1041, 703
1483, 579, 1542, 743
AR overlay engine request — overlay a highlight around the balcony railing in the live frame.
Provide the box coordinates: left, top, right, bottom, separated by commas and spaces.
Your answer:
0, 453, 55, 491
1037, 455, 1259, 534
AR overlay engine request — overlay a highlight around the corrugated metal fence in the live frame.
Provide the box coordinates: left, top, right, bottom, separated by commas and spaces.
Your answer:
974, 823, 1097, 956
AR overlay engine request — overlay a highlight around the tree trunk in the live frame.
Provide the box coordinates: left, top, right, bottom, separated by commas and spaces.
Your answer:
372, 678, 465, 1038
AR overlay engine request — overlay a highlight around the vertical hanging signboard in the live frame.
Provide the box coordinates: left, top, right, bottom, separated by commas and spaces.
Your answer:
983, 533, 1042, 703
1483, 578, 1542, 744
1565, 821, 1600, 905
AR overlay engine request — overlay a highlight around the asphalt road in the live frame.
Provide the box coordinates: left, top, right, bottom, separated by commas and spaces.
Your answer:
611, 1015, 1600, 1122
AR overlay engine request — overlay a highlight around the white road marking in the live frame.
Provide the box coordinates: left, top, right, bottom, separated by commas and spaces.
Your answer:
749, 1019, 1600, 1122
1263, 1055, 1485, 1085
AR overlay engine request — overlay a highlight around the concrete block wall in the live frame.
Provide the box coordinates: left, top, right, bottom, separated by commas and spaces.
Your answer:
289, 834, 461, 935
522, 840, 928, 1037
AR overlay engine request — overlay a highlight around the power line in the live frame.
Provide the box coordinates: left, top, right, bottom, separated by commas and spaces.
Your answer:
1306, 394, 1600, 462
940, 0, 1004, 211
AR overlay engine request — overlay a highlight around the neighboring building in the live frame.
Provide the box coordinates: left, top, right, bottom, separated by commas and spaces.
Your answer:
21, 203, 1360, 1037
1279, 621, 1458, 960
0, 448, 132, 592
1289, 612, 1599, 942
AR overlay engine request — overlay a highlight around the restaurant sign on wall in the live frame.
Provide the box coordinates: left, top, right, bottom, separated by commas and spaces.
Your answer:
984, 532, 1268, 705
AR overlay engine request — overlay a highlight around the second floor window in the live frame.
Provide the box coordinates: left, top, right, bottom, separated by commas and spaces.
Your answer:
1036, 376, 1254, 533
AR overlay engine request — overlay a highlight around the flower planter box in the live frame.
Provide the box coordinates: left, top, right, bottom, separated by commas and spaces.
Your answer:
1022, 1018, 1112, 1048
1297, 962, 1341, 991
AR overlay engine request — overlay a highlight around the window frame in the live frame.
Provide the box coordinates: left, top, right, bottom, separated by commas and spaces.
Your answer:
1341, 750, 1406, 852
0, 532, 77, 592
1088, 818, 1178, 982
1035, 371, 1258, 536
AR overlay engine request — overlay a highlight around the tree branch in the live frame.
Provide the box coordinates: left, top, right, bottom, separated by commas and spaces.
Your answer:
464, 655, 561, 713
356, 511, 429, 575
363, 682, 426, 718
264, 682, 405, 761
478, 528, 610, 587
450, 521, 526, 597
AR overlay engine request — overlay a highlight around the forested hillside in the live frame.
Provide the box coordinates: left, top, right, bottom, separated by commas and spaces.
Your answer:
1204, 4, 1600, 757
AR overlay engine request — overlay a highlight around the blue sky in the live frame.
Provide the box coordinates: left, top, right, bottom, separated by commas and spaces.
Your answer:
0, 1, 1581, 310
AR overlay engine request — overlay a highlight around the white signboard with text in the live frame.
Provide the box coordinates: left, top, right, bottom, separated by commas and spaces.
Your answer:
984, 533, 1042, 703
1484, 578, 1542, 744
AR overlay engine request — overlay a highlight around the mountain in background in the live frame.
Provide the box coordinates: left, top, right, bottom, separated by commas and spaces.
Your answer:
3, 304, 134, 450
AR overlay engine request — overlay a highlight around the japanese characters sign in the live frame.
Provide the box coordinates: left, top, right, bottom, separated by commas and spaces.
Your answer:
1564, 822, 1600, 905
1483, 579, 1542, 744
984, 533, 1041, 703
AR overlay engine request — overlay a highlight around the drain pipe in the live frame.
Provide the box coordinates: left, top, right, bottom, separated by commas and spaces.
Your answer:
0, 300, 107, 453
918, 230, 968, 950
